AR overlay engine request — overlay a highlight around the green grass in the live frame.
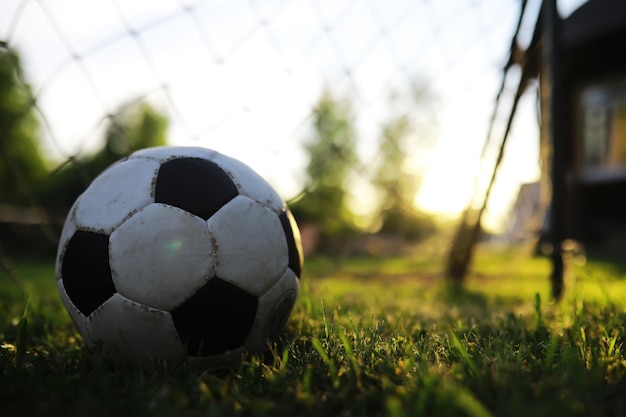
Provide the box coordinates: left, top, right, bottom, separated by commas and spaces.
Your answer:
2, 248, 626, 416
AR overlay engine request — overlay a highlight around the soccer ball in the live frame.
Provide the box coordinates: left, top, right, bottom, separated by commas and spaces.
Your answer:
55, 146, 303, 370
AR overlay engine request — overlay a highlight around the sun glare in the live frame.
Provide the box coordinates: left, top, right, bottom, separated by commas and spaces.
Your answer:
415, 173, 473, 217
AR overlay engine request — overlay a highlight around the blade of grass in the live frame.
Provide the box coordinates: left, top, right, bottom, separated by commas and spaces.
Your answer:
15, 316, 27, 368
338, 328, 361, 387
311, 337, 339, 388
449, 332, 478, 376
545, 333, 559, 366
453, 384, 494, 417
14, 296, 30, 368
321, 300, 330, 340
534, 292, 543, 331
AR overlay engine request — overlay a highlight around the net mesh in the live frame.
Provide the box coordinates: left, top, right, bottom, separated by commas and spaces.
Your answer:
0, 0, 575, 260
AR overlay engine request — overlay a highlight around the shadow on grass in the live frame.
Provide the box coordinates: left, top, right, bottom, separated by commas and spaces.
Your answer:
584, 248, 626, 277
437, 282, 490, 308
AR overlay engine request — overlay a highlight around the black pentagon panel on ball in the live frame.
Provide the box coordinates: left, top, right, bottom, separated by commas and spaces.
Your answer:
279, 211, 303, 278
61, 230, 116, 316
171, 278, 258, 357
155, 157, 238, 220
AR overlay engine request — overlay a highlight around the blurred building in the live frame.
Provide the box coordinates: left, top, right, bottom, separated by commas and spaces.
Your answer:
543, 0, 626, 248
504, 182, 543, 243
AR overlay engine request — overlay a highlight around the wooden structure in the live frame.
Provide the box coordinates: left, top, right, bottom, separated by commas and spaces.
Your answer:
543, 0, 626, 297
550, 0, 626, 244
446, 0, 626, 299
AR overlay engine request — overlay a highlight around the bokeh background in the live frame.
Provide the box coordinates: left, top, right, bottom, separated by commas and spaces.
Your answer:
0, 0, 586, 259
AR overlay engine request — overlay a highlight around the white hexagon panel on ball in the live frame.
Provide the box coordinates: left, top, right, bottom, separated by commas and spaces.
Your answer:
208, 195, 288, 297
109, 203, 215, 311
88, 293, 187, 369
73, 158, 160, 234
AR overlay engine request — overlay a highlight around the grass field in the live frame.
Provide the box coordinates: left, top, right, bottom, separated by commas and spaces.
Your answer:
2, 246, 626, 416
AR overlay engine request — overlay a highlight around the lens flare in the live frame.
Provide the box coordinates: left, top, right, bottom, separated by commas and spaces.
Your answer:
166, 238, 183, 253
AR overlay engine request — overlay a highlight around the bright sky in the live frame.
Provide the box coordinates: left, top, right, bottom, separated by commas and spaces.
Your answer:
0, 0, 586, 232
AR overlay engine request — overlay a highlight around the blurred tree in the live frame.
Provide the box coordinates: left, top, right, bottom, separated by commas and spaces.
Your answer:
43, 101, 168, 207
373, 85, 437, 241
0, 46, 46, 205
0, 46, 55, 257
290, 90, 359, 249
93, 101, 168, 173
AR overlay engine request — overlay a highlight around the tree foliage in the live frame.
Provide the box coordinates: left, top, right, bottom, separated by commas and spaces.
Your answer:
373, 85, 438, 241
291, 85, 440, 252
92, 101, 168, 174
375, 115, 415, 215
290, 90, 359, 245
0, 47, 46, 205
42, 101, 168, 207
